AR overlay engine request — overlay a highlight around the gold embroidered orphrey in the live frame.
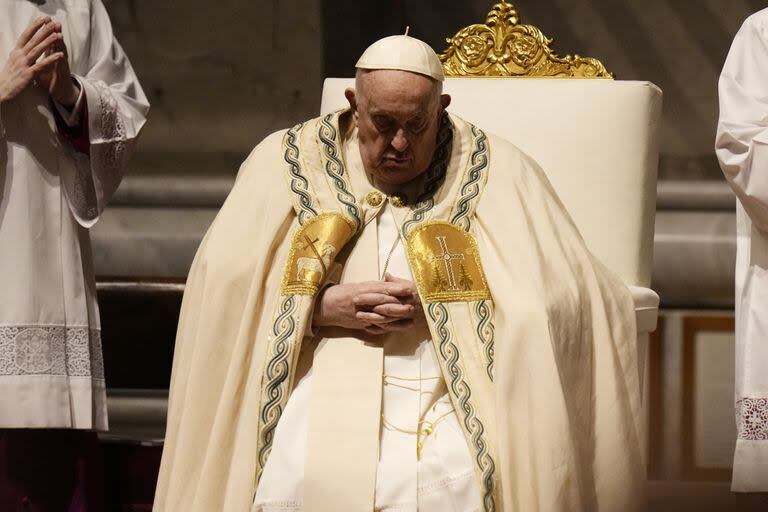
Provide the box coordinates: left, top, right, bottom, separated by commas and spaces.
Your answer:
439, 0, 612, 78
281, 212, 356, 295
407, 221, 491, 303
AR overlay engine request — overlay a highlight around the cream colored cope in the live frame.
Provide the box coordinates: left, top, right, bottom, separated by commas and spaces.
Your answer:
154, 109, 645, 512
154, 27, 645, 512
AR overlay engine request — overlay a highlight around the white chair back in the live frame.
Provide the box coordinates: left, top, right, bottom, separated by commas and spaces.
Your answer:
320, 78, 662, 287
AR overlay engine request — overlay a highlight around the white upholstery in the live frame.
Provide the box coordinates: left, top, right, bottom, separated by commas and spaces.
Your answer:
629, 285, 660, 333
321, 78, 662, 339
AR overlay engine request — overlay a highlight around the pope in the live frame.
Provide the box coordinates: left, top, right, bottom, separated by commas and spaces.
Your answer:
154, 35, 644, 512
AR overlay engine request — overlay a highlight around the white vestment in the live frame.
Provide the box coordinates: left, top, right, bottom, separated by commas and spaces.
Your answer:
0, 0, 149, 429
716, 7, 768, 492
253, 130, 481, 511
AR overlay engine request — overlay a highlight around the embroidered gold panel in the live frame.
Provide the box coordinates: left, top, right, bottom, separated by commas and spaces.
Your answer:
406, 222, 491, 303
281, 212, 356, 295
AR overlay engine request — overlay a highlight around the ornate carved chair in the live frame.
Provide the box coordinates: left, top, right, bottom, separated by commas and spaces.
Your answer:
320, 1, 662, 392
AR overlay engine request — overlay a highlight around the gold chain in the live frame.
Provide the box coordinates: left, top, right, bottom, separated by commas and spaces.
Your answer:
383, 373, 443, 392
379, 233, 401, 280
383, 374, 442, 381
381, 405, 454, 460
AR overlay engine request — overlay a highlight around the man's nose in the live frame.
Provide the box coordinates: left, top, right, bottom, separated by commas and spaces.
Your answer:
391, 130, 409, 152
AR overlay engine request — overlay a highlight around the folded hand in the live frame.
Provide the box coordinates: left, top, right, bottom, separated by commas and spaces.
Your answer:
35, 21, 79, 108
313, 273, 424, 335
0, 17, 65, 104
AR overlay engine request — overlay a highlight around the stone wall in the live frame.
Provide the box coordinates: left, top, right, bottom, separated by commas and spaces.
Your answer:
105, 0, 322, 174
104, 0, 762, 180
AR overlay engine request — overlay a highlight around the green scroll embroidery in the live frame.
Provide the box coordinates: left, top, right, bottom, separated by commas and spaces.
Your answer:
283, 123, 318, 225
257, 295, 299, 476
318, 114, 362, 231
428, 302, 496, 512
450, 125, 489, 232
474, 300, 496, 381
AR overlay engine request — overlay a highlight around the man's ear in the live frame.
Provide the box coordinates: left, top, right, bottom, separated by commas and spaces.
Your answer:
345, 88, 358, 120
439, 93, 451, 112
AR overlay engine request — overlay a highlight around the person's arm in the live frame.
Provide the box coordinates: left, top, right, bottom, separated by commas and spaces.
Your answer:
51, 77, 90, 155
57, 0, 150, 227
716, 18, 768, 232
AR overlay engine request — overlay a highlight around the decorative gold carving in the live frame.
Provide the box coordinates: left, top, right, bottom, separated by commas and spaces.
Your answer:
406, 221, 491, 303
281, 213, 356, 295
439, 1, 612, 79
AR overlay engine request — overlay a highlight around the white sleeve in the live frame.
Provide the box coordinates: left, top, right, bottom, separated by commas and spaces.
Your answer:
62, 0, 150, 227
716, 18, 768, 232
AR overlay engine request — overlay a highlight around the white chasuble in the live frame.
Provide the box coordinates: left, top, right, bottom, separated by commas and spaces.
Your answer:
716, 7, 768, 492
0, 0, 149, 428
155, 110, 643, 512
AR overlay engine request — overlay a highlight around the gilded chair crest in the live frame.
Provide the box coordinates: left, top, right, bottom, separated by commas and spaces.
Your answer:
439, 1, 612, 78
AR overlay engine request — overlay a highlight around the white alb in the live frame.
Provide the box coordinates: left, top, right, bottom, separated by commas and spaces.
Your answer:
716, 6, 768, 492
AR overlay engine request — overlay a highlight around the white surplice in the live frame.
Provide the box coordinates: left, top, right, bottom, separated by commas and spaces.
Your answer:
0, 0, 149, 429
253, 132, 481, 511
716, 7, 768, 492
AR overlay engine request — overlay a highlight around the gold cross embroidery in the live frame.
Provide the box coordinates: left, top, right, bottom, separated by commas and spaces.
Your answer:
430, 236, 465, 291
301, 235, 327, 274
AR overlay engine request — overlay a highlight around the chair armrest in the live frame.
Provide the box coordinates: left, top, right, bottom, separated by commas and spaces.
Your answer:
629, 285, 660, 334
102, 388, 168, 445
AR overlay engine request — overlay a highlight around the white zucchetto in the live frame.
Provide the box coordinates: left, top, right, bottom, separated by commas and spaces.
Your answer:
355, 35, 445, 82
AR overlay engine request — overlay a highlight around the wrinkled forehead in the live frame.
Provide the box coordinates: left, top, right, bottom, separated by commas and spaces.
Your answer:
357, 69, 440, 114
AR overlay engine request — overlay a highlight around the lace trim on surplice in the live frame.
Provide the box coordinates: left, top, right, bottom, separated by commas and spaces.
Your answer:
0, 325, 104, 379
93, 79, 127, 172
737, 397, 768, 440
67, 80, 128, 221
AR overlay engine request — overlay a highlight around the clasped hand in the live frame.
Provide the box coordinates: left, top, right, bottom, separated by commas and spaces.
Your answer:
0, 17, 78, 107
313, 273, 424, 335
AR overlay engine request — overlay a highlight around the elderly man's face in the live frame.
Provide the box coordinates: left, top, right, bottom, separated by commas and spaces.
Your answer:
345, 70, 451, 187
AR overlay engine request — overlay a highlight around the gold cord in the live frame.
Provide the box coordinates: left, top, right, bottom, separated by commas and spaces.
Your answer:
380, 406, 455, 460
383, 373, 442, 381
379, 233, 401, 280
383, 374, 442, 393
383, 381, 421, 392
